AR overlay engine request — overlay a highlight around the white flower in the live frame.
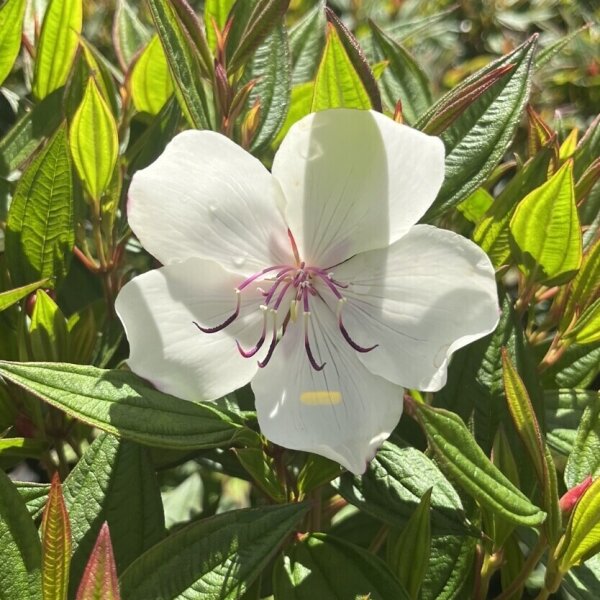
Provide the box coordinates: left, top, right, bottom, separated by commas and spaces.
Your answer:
115, 109, 500, 474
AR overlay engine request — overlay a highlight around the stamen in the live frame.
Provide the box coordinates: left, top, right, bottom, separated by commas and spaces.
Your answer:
238, 265, 291, 292
236, 308, 267, 358
338, 308, 378, 353
258, 310, 279, 368
193, 291, 241, 333
288, 228, 301, 265
313, 270, 344, 300
304, 312, 325, 371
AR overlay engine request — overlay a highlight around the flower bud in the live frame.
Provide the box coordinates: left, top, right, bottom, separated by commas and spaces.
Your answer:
559, 475, 593, 514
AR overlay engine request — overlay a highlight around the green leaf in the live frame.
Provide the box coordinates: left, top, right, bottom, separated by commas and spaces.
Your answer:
29, 290, 69, 362
113, 0, 150, 69
422, 36, 536, 220
131, 35, 174, 115
273, 533, 411, 599
0, 0, 26, 86
120, 503, 308, 600
559, 476, 600, 568
0, 437, 46, 459
5, 125, 74, 287
386, 488, 432, 599
296, 454, 341, 496
535, 24, 591, 69
542, 342, 600, 389
63, 433, 165, 595
235, 447, 286, 502
245, 24, 290, 151
369, 20, 431, 123
0, 469, 42, 600
147, 0, 210, 129
288, 0, 325, 84
510, 160, 582, 285
412, 401, 546, 526
0, 361, 253, 449
16, 482, 52, 520
565, 396, 600, 489
0, 87, 64, 177
312, 23, 371, 111
565, 298, 600, 346
204, 0, 236, 52
335, 441, 472, 535
457, 187, 493, 224
69, 77, 119, 202
0, 278, 49, 312
75, 523, 121, 600
41, 474, 71, 600
32, 0, 82, 99
272, 81, 312, 147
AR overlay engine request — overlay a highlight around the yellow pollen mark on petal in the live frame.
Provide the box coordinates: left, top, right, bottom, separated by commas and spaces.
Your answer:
300, 391, 342, 405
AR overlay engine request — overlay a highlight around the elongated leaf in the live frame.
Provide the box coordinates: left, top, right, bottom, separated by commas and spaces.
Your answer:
29, 289, 69, 362
335, 441, 471, 535
412, 401, 546, 526
565, 298, 600, 345
147, 0, 210, 129
70, 78, 119, 202
112, 0, 150, 69
536, 24, 591, 69
423, 36, 536, 219
204, 0, 236, 52
0, 361, 254, 449
312, 23, 371, 111
41, 474, 71, 600
33, 0, 82, 99
75, 523, 120, 600
120, 503, 308, 600
63, 433, 164, 595
5, 126, 74, 287
16, 482, 52, 520
0, 0, 26, 86
0, 278, 49, 312
273, 533, 411, 599
565, 397, 600, 489
369, 20, 431, 123
0, 469, 42, 600
288, 0, 325, 84
131, 35, 173, 115
0, 87, 64, 177
510, 160, 582, 285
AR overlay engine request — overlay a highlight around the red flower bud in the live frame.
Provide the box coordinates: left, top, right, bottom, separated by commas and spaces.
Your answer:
559, 475, 594, 513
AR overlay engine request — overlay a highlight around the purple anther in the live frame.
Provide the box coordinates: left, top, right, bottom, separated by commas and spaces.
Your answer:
193, 293, 241, 333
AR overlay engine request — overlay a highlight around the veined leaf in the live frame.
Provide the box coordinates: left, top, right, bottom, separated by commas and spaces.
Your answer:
289, 0, 326, 84
0, 0, 26, 86
565, 298, 600, 346
16, 482, 52, 520
273, 533, 411, 599
0, 469, 42, 599
120, 504, 308, 600
0, 361, 254, 449
0, 278, 49, 312
204, 0, 236, 52
33, 0, 82, 99
29, 290, 69, 363
312, 23, 371, 111
412, 401, 546, 526
510, 160, 582, 285
6, 126, 74, 287
131, 35, 174, 115
113, 0, 150, 69
565, 396, 600, 489
70, 78, 119, 202
41, 474, 71, 600
75, 523, 120, 600
273, 81, 312, 147
147, 0, 210, 129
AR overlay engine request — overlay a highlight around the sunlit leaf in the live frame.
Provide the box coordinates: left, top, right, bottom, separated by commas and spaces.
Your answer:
0, 0, 26, 86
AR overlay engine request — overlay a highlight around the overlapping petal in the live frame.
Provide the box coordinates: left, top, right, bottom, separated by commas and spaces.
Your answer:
127, 130, 293, 275
331, 225, 500, 391
252, 300, 404, 474
115, 257, 266, 402
272, 109, 445, 267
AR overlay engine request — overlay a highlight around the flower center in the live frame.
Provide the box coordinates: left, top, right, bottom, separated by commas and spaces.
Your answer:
193, 230, 377, 370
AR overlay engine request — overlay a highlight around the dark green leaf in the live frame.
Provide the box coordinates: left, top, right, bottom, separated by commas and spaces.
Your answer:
565, 395, 600, 489
288, 0, 325, 84
113, 0, 150, 69
16, 482, 51, 520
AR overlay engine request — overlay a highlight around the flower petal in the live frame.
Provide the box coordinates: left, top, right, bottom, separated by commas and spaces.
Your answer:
252, 300, 403, 474
332, 225, 500, 391
115, 257, 265, 401
272, 109, 445, 266
128, 130, 292, 274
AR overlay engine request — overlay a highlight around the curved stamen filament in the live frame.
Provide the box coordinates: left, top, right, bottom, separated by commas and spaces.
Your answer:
337, 299, 378, 353
258, 310, 279, 368
236, 308, 268, 358
303, 311, 326, 371
193, 291, 241, 333
238, 265, 291, 292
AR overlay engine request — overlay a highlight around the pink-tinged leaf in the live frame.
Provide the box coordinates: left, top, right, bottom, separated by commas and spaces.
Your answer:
41, 473, 71, 600
560, 476, 594, 514
75, 523, 121, 600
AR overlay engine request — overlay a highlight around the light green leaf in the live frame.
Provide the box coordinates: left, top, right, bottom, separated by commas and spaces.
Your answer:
32, 0, 82, 99
289, 0, 326, 84
41, 475, 71, 600
6, 126, 74, 287
204, 0, 235, 52
273, 533, 411, 599
0, 469, 42, 600
63, 433, 164, 596
147, 0, 210, 129
457, 188, 493, 224
29, 290, 69, 362
120, 503, 308, 600
0, 361, 254, 450
131, 35, 174, 115
273, 81, 312, 147
0, 437, 46, 459
113, 0, 150, 68
0, 278, 49, 312
0, 0, 26, 86
510, 160, 582, 285
413, 401, 546, 526
70, 77, 119, 202
565, 297, 600, 346
369, 20, 431, 123
312, 23, 371, 111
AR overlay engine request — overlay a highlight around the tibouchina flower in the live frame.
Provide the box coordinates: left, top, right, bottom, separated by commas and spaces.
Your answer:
116, 109, 499, 474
